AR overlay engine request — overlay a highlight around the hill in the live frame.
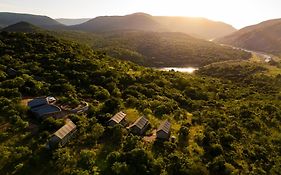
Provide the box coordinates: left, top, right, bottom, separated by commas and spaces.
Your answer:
0, 12, 236, 39
71, 13, 236, 39
56, 18, 92, 25
71, 13, 166, 33
216, 18, 281, 55
50, 30, 251, 67
1, 21, 43, 33
0, 12, 64, 29
154, 16, 236, 39
1, 31, 281, 174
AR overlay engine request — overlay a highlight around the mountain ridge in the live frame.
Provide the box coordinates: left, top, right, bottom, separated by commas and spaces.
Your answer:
215, 18, 281, 55
0, 12, 64, 29
70, 12, 236, 39
1, 21, 44, 33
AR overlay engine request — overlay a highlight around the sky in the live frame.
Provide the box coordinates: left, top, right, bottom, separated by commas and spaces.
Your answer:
0, 0, 280, 29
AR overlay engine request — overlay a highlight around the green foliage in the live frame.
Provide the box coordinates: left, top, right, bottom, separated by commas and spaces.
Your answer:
0, 31, 281, 175
51, 31, 251, 67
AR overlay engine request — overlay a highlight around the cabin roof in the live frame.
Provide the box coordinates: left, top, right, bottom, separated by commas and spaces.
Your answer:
157, 120, 171, 134
28, 96, 56, 108
28, 97, 48, 108
30, 104, 61, 117
54, 120, 76, 139
130, 116, 149, 129
109, 111, 126, 124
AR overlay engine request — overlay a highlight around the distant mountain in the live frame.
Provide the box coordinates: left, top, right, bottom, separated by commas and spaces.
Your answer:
0, 12, 236, 39
1, 22, 43, 33
71, 13, 236, 39
56, 18, 91, 25
50, 30, 251, 67
216, 19, 281, 55
153, 16, 236, 39
71, 13, 166, 33
0, 12, 64, 29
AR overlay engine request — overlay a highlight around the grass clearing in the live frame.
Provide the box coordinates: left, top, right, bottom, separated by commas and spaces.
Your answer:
188, 125, 205, 156
250, 53, 263, 63
264, 65, 281, 77
124, 108, 140, 123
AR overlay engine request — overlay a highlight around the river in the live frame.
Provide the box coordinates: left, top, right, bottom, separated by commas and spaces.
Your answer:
157, 67, 198, 73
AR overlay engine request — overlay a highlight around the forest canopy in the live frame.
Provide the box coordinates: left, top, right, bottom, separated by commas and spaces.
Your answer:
0, 32, 281, 175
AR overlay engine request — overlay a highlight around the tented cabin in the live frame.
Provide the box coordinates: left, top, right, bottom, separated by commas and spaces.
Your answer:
28, 97, 49, 108
30, 104, 61, 120
156, 120, 171, 140
108, 111, 127, 126
28, 96, 56, 108
48, 120, 77, 149
128, 116, 150, 135
28, 97, 61, 120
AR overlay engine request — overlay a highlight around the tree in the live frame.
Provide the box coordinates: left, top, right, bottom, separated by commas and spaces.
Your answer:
178, 126, 189, 148
101, 98, 122, 114
78, 149, 96, 170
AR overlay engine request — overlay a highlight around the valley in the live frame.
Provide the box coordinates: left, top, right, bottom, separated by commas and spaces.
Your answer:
1, 10, 281, 175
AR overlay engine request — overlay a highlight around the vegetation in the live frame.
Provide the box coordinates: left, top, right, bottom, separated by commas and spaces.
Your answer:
0, 12, 63, 29
50, 30, 251, 67
2, 22, 43, 33
2, 21, 251, 67
1, 31, 281, 175
216, 18, 281, 55
70, 12, 236, 40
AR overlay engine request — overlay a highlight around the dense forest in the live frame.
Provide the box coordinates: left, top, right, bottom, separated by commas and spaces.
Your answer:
50, 30, 251, 67
1, 32, 281, 175
1, 22, 251, 67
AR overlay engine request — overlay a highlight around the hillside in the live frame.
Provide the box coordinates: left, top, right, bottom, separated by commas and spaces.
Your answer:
154, 16, 236, 39
71, 13, 236, 39
0, 12, 64, 29
50, 30, 251, 67
55, 18, 91, 25
1, 21, 43, 33
1, 31, 281, 174
216, 18, 281, 55
0, 22, 249, 67
71, 13, 166, 33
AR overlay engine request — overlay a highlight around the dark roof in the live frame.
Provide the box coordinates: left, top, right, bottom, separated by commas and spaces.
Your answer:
30, 104, 61, 117
157, 120, 171, 134
28, 96, 56, 108
130, 116, 149, 129
54, 120, 76, 139
28, 97, 48, 108
109, 111, 126, 123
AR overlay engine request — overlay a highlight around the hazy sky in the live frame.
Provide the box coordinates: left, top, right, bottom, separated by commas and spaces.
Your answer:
0, 0, 280, 29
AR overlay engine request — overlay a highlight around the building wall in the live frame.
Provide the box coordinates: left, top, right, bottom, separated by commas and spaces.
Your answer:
108, 120, 117, 127
108, 118, 126, 127
130, 123, 150, 135
120, 119, 127, 126
131, 125, 141, 135
156, 130, 170, 140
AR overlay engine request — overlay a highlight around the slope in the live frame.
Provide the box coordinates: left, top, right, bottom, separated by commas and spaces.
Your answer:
71, 13, 236, 39
0, 12, 64, 29
154, 16, 236, 39
1, 31, 281, 175
70, 13, 166, 33
50, 30, 251, 67
1, 21, 44, 33
216, 18, 281, 55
